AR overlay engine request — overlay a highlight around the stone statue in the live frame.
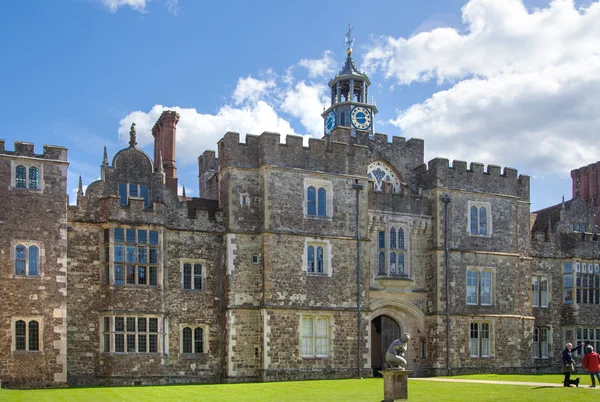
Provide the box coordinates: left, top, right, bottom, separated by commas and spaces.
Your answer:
385, 332, 411, 369
129, 122, 137, 147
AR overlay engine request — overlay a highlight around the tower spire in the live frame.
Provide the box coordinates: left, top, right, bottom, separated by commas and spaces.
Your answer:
103, 146, 108, 166
77, 175, 83, 197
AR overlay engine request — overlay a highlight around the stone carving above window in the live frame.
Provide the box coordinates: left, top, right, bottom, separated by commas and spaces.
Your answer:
367, 161, 402, 193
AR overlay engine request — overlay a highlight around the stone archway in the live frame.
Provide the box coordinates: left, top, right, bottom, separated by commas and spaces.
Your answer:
371, 315, 400, 375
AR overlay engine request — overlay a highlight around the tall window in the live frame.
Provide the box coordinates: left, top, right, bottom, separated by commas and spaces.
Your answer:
563, 262, 573, 304
304, 178, 332, 219
470, 322, 491, 357
301, 317, 329, 357
466, 268, 493, 305
106, 227, 159, 287
119, 183, 150, 209
102, 316, 161, 354
574, 262, 600, 305
183, 263, 203, 290
533, 327, 549, 358
340, 111, 346, 126
306, 186, 327, 217
14, 164, 41, 190
378, 226, 407, 276
468, 201, 492, 236
532, 275, 549, 307
14, 243, 41, 276
13, 319, 40, 351
307, 245, 324, 273
182, 326, 204, 354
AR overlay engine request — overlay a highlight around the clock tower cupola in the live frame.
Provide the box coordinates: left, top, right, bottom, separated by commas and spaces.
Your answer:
322, 24, 378, 136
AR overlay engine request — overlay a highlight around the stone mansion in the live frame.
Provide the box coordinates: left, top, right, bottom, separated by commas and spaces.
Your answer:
2, 45, 600, 388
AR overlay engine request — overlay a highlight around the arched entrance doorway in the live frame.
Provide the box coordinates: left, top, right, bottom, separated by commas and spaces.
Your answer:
371, 315, 400, 375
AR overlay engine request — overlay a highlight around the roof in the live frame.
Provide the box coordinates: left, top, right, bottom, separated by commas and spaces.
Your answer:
329, 52, 371, 87
531, 199, 573, 233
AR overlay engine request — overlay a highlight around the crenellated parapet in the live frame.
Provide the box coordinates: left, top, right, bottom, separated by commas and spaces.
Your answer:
218, 131, 371, 175
0, 140, 68, 161
422, 158, 529, 201
531, 231, 600, 259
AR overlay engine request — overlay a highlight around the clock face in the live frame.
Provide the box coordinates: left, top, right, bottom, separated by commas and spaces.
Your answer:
324, 110, 336, 134
351, 106, 371, 130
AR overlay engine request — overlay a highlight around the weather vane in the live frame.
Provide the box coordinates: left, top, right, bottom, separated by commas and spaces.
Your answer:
345, 23, 354, 51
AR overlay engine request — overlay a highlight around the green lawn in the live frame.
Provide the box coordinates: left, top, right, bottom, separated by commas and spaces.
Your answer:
0, 376, 598, 402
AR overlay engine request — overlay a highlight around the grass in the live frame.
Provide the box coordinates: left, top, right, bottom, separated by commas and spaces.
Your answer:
0, 375, 598, 402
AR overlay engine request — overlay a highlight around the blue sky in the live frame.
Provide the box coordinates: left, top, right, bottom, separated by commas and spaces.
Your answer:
1, 0, 600, 211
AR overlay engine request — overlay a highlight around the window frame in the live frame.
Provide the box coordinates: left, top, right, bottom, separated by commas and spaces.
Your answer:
533, 326, 551, 359
103, 226, 160, 288
12, 317, 43, 353
469, 320, 493, 358
11, 240, 43, 277
118, 182, 150, 209
180, 324, 209, 356
376, 222, 409, 277
532, 275, 549, 308
303, 178, 333, 220
300, 315, 330, 358
10, 161, 43, 191
303, 238, 332, 277
181, 259, 205, 291
101, 315, 163, 354
466, 267, 494, 306
467, 201, 492, 237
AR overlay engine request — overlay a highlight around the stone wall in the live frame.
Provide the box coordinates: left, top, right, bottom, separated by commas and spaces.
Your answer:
0, 142, 68, 388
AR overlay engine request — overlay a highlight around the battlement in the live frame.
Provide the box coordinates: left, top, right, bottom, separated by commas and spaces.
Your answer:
423, 158, 529, 200
0, 140, 68, 161
199, 150, 218, 172
217, 131, 371, 175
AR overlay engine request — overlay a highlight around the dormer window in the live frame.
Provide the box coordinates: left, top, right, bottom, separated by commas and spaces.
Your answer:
119, 183, 150, 209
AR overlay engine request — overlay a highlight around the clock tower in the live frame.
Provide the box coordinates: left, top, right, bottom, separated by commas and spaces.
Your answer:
322, 24, 378, 136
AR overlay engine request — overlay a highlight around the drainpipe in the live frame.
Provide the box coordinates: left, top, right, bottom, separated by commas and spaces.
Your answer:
441, 194, 451, 376
353, 179, 364, 378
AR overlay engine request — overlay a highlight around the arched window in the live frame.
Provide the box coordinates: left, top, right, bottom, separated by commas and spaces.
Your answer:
316, 246, 324, 273
470, 206, 478, 234
15, 165, 26, 188
28, 245, 39, 276
29, 167, 40, 190
182, 327, 192, 353
378, 231, 385, 249
390, 228, 396, 249
378, 252, 386, 274
194, 327, 203, 353
28, 321, 39, 351
15, 244, 26, 275
479, 207, 487, 235
398, 228, 405, 249
317, 188, 327, 217
398, 252, 405, 274
389, 252, 396, 274
340, 111, 346, 126
307, 186, 316, 216
307, 246, 315, 273
15, 320, 26, 350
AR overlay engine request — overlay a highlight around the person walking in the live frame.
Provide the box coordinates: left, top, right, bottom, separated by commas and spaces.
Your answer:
582, 344, 600, 387
563, 342, 583, 387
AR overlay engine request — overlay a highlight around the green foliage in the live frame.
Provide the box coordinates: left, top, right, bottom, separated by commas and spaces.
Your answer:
0, 377, 597, 402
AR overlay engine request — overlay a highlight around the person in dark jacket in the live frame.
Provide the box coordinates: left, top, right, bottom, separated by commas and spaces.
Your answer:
562, 342, 583, 387
582, 344, 600, 387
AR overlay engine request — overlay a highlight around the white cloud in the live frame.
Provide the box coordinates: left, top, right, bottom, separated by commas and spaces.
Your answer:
365, 0, 600, 84
101, 0, 147, 13
366, 0, 600, 176
232, 76, 276, 105
281, 81, 329, 137
118, 102, 297, 166
298, 51, 336, 79
165, 0, 179, 15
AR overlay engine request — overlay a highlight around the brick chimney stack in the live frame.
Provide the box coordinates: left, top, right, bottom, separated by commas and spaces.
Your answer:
572, 161, 600, 226
152, 110, 180, 195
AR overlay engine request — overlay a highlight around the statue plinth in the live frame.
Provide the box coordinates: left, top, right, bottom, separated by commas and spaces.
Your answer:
379, 369, 412, 401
